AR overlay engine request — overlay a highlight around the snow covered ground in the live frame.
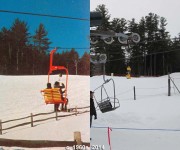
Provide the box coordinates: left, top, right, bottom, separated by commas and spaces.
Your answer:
0, 75, 90, 149
91, 73, 180, 150
1, 73, 180, 150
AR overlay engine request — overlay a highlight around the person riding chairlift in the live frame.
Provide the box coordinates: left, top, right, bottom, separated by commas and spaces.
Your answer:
46, 83, 52, 89
54, 81, 67, 111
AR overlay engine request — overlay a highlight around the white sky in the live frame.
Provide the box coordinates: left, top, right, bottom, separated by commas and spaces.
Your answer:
90, 0, 180, 38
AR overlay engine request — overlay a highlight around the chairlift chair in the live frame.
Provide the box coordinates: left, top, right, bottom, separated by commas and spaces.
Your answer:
93, 78, 120, 113
41, 48, 68, 105
91, 53, 120, 113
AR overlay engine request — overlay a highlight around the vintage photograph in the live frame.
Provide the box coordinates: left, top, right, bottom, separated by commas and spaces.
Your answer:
0, 0, 90, 149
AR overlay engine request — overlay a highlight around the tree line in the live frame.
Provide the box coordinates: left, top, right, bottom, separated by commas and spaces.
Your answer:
0, 18, 89, 75
91, 4, 180, 76
0, 19, 90, 75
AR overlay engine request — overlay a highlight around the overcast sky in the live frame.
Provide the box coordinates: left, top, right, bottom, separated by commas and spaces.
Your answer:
91, 0, 180, 38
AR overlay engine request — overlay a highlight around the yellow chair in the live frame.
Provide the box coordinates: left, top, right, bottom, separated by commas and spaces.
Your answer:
41, 88, 67, 104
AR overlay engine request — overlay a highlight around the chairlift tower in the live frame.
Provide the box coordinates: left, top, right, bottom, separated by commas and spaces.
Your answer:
90, 11, 141, 113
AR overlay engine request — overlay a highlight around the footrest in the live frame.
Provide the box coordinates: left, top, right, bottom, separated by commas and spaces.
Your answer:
98, 100, 113, 113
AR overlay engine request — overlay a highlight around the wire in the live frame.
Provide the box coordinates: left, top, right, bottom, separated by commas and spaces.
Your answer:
107, 48, 180, 62
53, 47, 90, 50
0, 45, 90, 50
0, 9, 89, 21
92, 126, 180, 132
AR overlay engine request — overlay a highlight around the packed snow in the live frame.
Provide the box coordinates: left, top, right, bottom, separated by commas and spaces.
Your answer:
0, 75, 90, 149
91, 73, 180, 150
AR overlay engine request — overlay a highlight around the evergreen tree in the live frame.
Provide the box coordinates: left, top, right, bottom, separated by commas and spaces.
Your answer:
78, 52, 90, 75
95, 4, 111, 31
111, 18, 127, 32
33, 23, 51, 53
0, 28, 11, 74
138, 17, 147, 75
107, 17, 127, 75
155, 17, 171, 75
90, 5, 111, 75
33, 23, 51, 74
170, 35, 180, 72
66, 49, 79, 75
145, 13, 159, 76
92, 4, 111, 54
10, 19, 29, 74
128, 18, 143, 76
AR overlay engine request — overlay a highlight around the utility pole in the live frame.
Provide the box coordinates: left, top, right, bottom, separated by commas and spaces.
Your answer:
74, 60, 78, 75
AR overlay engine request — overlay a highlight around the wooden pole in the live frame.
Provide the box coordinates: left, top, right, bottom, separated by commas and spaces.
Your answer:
56, 111, 58, 120
168, 74, 171, 96
74, 131, 82, 145
75, 106, 77, 116
134, 86, 136, 100
31, 113, 33, 127
0, 120, 2, 135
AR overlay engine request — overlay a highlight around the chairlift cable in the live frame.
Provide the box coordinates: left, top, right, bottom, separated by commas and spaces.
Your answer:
107, 48, 180, 62
0, 9, 89, 21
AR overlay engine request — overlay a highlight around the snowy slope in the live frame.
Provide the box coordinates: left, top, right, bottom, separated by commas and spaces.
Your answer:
90, 73, 180, 150
0, 75, 90, 146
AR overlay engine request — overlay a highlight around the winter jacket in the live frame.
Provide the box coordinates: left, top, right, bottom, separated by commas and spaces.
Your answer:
90, 98, 97, 117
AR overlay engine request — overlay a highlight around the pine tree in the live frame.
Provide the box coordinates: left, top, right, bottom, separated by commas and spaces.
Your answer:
95, 4, 111, 31
170, 34, 180, 72
138, 17, 147, 75
107, 18, 127, 75
155, 17, 171, 75
91, 4, 112, 75
66, 49, 79, 75
128, 18, 143, 76
33, 23, 51, 53
10, 19, 29, 74
0, 28, 11, 74
145, 13, 159, 76
33, 23, 51, 74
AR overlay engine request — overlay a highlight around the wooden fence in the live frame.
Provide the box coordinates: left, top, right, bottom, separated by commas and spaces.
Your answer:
0, 109, 89, 135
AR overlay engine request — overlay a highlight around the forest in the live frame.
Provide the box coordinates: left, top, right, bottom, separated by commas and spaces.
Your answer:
0, 19, 90, 75
91, 4, 180, 76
